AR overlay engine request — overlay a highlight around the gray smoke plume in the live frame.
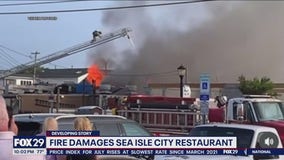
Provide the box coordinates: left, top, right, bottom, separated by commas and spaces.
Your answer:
88, 1, 284, 90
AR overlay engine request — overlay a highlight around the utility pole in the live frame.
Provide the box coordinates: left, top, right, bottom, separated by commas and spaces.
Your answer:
56, 86, 62, 113
31, 52, 40, 84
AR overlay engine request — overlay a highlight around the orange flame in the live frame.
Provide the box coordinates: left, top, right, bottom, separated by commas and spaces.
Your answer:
87, 64, 104, 86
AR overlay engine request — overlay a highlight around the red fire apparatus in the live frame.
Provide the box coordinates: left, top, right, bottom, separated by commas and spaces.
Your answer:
108, 95, 202, 136
109, 94, 284, 146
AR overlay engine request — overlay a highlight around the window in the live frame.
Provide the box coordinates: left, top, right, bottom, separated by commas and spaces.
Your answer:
189, 127, 254, 148
94, 123, 120, 136
243, 101, 253, 121
232, 101, 253, 121
20, 80, 32, 85
253, 102, 284, 121
16, 122, 41, 136
58, 123, 73, 131
232, 102, 238, 120
6, 79, 15, 85
121, 122, 151, 136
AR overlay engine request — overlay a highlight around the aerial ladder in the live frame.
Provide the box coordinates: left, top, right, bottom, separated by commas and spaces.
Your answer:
0, 28, 132, 79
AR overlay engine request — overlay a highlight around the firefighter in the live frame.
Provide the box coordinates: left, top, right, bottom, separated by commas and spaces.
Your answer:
215, 95, 227, 108
92, 30, 102, 42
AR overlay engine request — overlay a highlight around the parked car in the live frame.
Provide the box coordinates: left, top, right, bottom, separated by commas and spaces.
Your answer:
55, 114, 152, 136
14, 113, 154, 159
55, 114, 154, 160
14, 113, 68, 136
155, 123, 284, 160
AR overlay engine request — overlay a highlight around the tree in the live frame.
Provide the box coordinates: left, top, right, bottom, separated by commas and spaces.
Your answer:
238, 75, 276, 95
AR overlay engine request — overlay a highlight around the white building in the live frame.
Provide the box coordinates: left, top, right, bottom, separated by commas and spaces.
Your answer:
1, 68, 89, 94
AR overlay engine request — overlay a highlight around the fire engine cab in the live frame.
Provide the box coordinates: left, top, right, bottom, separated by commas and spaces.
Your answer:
209, 95, 284, 146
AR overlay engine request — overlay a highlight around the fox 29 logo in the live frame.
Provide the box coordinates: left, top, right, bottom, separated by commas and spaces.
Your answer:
13, 136, 46, 148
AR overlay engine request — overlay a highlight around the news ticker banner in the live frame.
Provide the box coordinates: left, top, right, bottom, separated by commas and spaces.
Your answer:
13, 131, 284, 156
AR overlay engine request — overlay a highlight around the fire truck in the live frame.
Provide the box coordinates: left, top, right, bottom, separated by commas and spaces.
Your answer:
209, 95, 284, 147
0, 28, 132, 113
0, 27, 132, 93
110, 94, 284, 145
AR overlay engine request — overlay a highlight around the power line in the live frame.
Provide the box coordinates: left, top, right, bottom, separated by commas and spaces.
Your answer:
0, 48, 20, 65
0, 0, 214, 15
0, 0, 94, 7
0, 48, 20, 67
0, 44, 32, 59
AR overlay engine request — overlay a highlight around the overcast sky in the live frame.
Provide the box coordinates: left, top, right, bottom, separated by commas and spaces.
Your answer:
2, 1, 284, 85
